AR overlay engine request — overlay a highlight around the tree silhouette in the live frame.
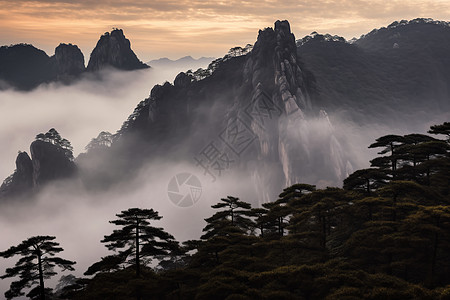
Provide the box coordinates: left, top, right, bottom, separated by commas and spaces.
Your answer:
58, 122, 450, 299
36, 128, 74, 160
344, 168, 388, 194
429, 122, 450, 141
0, 236, 75, 300
369, 134, 405, 179
202, 196, 253, 239
85, 131, 113, 152
95, 208, 177, 277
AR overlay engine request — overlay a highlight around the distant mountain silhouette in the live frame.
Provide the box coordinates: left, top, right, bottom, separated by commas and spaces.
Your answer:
147, 56, 214, 70
0, 29, 148, 90
297, 18, 450, 121
0, 44, 55, 90
76, 18, 450, 201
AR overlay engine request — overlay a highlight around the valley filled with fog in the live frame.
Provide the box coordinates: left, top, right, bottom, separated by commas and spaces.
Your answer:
2, 19, 450, 298
1, 63, 447, 295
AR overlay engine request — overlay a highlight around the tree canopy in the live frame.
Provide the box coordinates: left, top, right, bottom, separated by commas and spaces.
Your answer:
89, 208, 178, 278
3, 121, 450, 299
36, 128, 74, 160
0, 236, 75, 300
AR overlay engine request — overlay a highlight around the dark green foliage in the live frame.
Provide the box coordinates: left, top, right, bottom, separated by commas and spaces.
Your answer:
88, 208, 178, 278
298, 19, 450, 123
429, 122, 450, 141
202, 196, 254, 239
343, 168, 388, 194
67, 122, 450, 299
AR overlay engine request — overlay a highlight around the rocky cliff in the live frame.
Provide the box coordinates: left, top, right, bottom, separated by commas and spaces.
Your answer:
78, 20, 348, 203
53, 43, 85, 80
0, 29, 148, 90
87, 29, 149, 71
3, 19, 449, 203
0, 140, 76, 199
30, 140, 76, 187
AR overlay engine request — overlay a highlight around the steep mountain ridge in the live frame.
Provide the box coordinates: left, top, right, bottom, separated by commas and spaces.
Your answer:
297, 18, 450, 121
54, 43, 85, 80
1, 18, 450, 203
147, 56, 214, 70
0, 29, 148, 90
77, 20, 349, 203
0, 140, 76, 199
87, 29, 149, 71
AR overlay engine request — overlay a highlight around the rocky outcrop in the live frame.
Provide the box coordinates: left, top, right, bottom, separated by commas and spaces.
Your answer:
0, 140, 76, 200
53, 43, 85, 80
87, 29, 149, 71
0, 43, 85, 89
30, 140, 76, 187
85, 20, 348, 204
173, 72, 192, 88
222, 20, 350, 202
0, 29, 148, 90
15, 152, 33, 187
0, 44, 55, 90
234, 20, 313, 201
0, 152, 33, 199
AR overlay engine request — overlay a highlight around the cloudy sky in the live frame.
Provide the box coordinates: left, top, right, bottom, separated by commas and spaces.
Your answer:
1, 0, 450, 61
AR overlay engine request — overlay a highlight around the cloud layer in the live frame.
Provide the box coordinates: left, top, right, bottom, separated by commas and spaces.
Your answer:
0, 63, 212, 182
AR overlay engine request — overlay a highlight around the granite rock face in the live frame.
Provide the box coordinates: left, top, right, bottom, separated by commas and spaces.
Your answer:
87, 29, 149, 71
30, 140, 76, 187
54, 43, 85, 80
4, 19, 448, 203
0, 140, 76, 199
81, 21, 343, 203
0, 28, 148, 90
0, 152, 33, 199
223, 20, 349, 202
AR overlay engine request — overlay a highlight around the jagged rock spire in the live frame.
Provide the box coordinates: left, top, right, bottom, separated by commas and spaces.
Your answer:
87, 29, 149, 71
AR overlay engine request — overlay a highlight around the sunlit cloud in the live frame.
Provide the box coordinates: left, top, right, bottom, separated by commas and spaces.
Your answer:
0, 0, 449, 60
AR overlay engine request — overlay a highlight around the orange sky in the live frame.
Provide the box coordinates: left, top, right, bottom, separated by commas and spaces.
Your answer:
1, 0, 450, 61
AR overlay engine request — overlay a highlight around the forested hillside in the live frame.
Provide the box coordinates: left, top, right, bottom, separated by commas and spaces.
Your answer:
2, 122, 449, 300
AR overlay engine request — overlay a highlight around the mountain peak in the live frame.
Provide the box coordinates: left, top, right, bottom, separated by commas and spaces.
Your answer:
54, 43, 85, 79
274, 19, 292, 35
87, 28, 149, 71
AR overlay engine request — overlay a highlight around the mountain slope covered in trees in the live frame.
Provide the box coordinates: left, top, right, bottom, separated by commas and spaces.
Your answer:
2, 122, 448, 299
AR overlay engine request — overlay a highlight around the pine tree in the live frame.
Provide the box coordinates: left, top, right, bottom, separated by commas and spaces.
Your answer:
35, 128, 74, 160
429, 122, 450, 141
0, 236, 75, 300
92, 208, 177, 277
344, 168, 388, 195
369, 134, 405, 179
85, 131, 113, 152
201, 196, 254, 239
